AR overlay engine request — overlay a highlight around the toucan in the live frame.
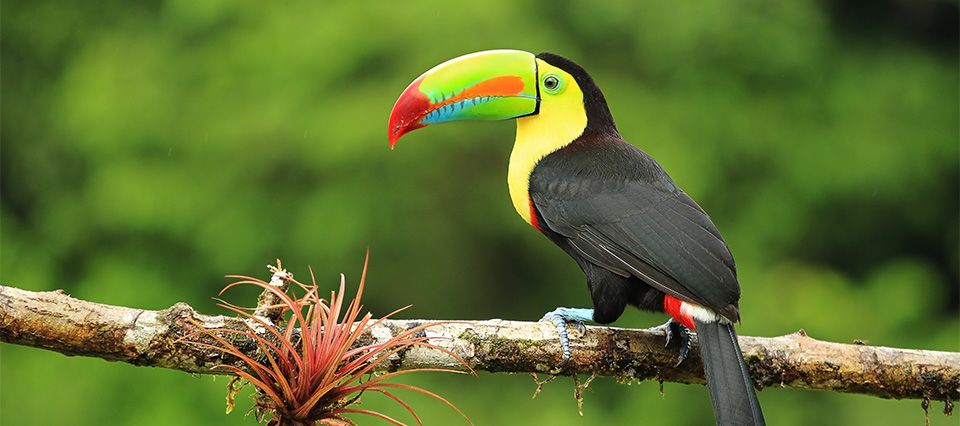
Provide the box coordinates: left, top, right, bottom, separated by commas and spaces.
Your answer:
388, 50, 765, 426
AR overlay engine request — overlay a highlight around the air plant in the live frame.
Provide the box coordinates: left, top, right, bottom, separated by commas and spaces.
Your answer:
185, 255, 473, 426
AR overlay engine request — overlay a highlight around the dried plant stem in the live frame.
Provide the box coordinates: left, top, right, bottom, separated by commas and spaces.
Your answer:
252, 260, 293, 324
1, 284, 957, 406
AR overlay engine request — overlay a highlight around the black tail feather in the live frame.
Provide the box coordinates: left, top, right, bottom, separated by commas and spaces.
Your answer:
695, 320, 766, 426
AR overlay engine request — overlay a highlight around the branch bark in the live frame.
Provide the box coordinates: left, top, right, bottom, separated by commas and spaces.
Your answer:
1, 284, 957, 405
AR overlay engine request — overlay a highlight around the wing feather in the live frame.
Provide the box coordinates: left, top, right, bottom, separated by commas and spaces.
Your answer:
530, 143, 740, 316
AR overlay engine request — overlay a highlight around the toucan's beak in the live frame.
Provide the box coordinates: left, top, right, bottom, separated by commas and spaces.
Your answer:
388, 50, 540, 148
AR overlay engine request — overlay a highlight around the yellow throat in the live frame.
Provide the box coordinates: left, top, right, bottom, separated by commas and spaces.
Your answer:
507, 59, 588, 225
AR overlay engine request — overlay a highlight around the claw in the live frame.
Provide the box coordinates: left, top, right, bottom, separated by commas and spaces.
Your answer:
542, 312, 573, 363
574, 320, 587, 337
675, 332, 693, 367
654, 319, 693, 367
540, 307, 594, 364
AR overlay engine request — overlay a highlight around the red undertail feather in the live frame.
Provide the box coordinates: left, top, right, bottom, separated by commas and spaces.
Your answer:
663, 294, 696, 330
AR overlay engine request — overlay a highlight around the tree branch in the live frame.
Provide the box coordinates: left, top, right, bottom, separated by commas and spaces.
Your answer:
1, 284, 957, 405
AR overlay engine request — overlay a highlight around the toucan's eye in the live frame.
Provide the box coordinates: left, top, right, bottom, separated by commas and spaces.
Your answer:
543, 75, 561, 92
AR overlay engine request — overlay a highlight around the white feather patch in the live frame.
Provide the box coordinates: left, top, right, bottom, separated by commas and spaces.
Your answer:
680, 301, 724, 324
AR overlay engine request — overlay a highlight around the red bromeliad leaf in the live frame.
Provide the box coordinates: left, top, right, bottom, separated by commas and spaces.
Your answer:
182, 254, 473, 426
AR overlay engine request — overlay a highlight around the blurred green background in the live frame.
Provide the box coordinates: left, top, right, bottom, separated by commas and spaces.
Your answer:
3, 1, 958, 425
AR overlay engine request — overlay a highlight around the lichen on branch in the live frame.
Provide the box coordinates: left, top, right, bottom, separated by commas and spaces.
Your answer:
1, 283, 958, 409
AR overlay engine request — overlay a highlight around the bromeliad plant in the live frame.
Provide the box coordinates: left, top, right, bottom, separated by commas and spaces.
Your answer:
185, 256, 472, 426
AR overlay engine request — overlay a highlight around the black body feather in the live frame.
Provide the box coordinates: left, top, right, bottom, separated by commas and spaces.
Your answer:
530, 53, 765, 425
529, 134, 741, 321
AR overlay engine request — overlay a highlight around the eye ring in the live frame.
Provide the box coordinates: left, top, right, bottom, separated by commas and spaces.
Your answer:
543, 75, 561, 92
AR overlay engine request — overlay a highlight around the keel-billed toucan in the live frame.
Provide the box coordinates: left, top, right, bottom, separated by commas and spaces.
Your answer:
388, 50, 765, 426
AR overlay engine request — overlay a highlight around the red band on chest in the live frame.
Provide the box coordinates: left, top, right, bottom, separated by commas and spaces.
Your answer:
663, 294, 696, 330
528, 199, 542, 231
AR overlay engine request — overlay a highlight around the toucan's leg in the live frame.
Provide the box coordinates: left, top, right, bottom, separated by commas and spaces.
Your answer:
541, 307, 594, 363
653, 319, 693, 367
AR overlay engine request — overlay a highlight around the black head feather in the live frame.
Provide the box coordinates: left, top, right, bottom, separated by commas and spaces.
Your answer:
536, 52, 619, 135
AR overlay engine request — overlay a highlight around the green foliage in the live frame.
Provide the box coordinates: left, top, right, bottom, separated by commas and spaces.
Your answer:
2, 1, 957, 425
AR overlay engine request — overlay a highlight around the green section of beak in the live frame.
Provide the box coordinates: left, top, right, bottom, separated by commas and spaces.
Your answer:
388, 50, 539, 145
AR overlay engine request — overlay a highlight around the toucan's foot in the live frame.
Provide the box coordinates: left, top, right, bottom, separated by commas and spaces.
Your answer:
655, 319, 693, 367
540, 307, 594, 364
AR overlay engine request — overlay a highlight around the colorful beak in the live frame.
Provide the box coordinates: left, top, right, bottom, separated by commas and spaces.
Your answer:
388, 50, 540, 148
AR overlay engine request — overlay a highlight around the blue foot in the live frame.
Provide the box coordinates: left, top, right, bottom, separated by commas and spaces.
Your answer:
653, 319, 692, 367
541, 307, 594, 364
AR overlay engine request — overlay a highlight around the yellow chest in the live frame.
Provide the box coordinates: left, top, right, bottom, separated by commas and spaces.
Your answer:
507, 125, 553, 224
507, 94, 588, 225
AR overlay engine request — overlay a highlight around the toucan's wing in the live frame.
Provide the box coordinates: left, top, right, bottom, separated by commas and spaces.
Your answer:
529, 140, 740, 319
